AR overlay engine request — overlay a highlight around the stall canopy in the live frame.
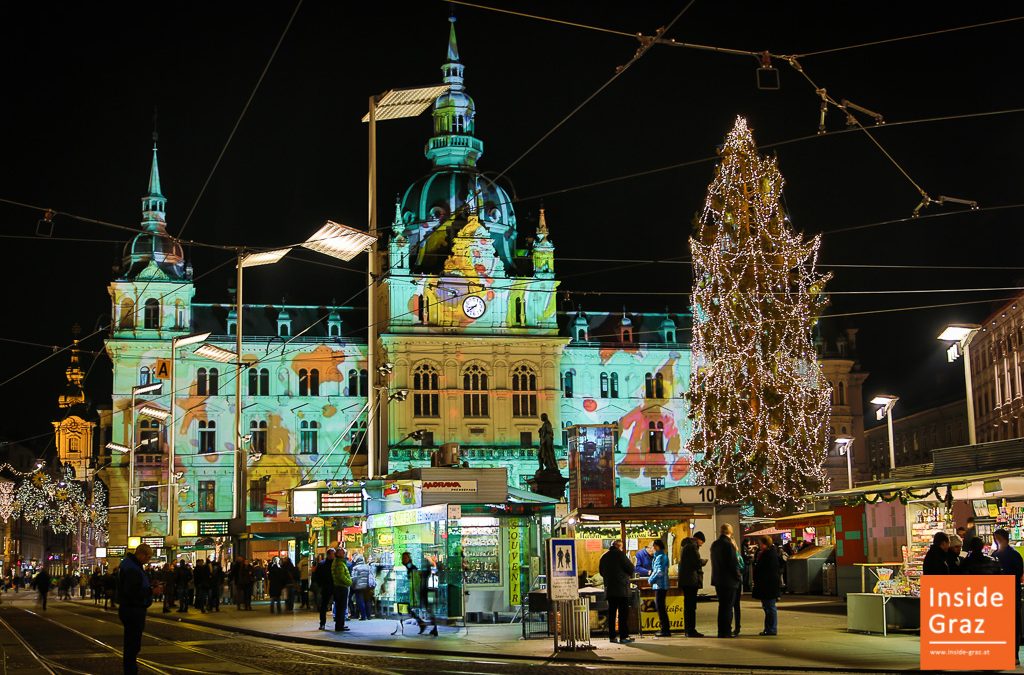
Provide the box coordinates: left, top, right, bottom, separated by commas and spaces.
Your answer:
507, 486, 559, 504
773, 510, 835, 530
744, 527, 789, 538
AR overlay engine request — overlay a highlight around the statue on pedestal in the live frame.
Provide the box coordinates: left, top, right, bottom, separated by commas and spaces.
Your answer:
537, 413, 557, 473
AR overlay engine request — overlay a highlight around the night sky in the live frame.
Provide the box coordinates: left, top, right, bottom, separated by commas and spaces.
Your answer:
2, 2, 1022, 449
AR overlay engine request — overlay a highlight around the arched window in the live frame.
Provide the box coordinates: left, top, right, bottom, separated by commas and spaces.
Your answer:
512, 364, 537, 418
417, 295, 429, 324
655, 372, 665, 398
463, 364, 489, 417
198, 420, 216, 454
514, 297, 524, 326
197, 368, 208, 396
622, 329, 632, 342
347, 369, 369, 397
562, 370, 574, 398
413, 363, 440, 417
577, 329, 586, 341
600, 373, 609, 398
279, 323, 290, 337
829, 382, 835, 405
648, 421, 665, 453
209, 368, 219, 396
330, 323, 340, 337
174, 299, 186, 328
299, 369, 309, 396
119, 298, 135, 329
610, 372, 619, 399
139, 419, 160, 448
350, 419, 367, 455
644, 373, 654, 398
838, 381, 846, 406
300, 420, 319, 455
310, 369, 320, 396
250, 420, 268, 455
143, 298, 160, 329
139, 366, 152, 386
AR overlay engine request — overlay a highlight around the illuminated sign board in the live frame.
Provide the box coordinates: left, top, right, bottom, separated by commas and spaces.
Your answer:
318, 491, 364, 516
197, 520, 230, 536
292, 490, 318, 516
421, 480, 477, 493
141, 537, 165, 548
107, 546, 127, 557
95, 547, 107, 558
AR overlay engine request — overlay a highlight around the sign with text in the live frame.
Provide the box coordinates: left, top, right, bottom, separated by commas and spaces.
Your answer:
318, 491, 364, 515
920, 575, 1015, 670
548, 538, 579, 600
197, 520, 230, 536
140, 537, 165, 548
421, 480, 477, 493
567, 425, 616, 509
106, 546, 127, 557
671, 485, 717, 504
508, 525, 523, 607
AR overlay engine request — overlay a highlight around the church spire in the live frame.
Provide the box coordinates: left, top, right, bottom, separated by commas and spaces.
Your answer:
140, 135, 168, 234
58, 326, 86, 409
426, 15, 483, 168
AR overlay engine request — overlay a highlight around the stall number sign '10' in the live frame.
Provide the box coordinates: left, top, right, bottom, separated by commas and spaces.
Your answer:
920, 575, 1015, 671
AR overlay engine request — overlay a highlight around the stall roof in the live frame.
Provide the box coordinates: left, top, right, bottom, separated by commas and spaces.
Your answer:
805, 468, 1024, 501
569, 505, 712, 522
507, 486, 559, 504
744, 527, 789, 537
772, 510, 835, 529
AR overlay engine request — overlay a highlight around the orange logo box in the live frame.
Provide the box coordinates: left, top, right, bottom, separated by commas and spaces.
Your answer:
920, 575, 1016, 670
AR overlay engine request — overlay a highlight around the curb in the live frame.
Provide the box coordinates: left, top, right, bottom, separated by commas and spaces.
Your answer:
163, 612, 909, 674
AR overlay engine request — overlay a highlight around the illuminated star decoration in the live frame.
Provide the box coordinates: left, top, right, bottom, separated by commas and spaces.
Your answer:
686, 117, 832, 513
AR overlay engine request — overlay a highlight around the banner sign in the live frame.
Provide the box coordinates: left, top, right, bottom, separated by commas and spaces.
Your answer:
548, 538, 579, 600
920, 575, 1015, 670
263, 497, 278, 517
508, 525, 523, 607
318, 491, 364, 515
568, 425, 616, 509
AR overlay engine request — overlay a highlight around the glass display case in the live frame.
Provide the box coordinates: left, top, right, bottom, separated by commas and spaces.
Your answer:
456, 517, 501, 586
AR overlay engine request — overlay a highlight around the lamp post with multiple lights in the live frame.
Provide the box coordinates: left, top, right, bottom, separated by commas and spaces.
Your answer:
938, 324, 981, 446
871, 395, 899, 472
834, 435, 855, 489
165, 332, 211, 540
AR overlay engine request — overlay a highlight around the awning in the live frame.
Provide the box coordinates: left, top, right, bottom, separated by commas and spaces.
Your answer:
773, 510, 835, 530
805, 468, 1024, 501
743, 527, 788, 538
507, 486, 559, 504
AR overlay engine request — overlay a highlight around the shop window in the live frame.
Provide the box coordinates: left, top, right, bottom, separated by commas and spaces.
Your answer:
511, 364, 537, 417
198, 420, 216, 454
198, 480, 216, 512
413, 363, 440, 417
463, 364, 489, 417
300, 420, 318, 455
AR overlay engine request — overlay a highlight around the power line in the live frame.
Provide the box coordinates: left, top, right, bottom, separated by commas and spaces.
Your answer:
446, 0, 635, 38
177, 0, 303, 238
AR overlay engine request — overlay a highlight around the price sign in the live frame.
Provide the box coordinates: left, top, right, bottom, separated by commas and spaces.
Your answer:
318, 491, 364, 516
197, 520, 230, 536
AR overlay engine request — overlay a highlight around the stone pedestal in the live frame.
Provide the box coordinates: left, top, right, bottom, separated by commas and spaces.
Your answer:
527, 469, 568, 501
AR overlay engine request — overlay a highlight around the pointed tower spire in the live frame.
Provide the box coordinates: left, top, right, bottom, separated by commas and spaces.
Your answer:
537, 207, 548, 236
147, 142, 163, 200
447, 14, 460, 62
59, 325, 86, 409
426, 15, 483, 168
140, 136, 168, 233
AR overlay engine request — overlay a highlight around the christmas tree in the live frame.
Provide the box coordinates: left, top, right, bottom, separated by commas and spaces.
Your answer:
687, 117, 832, 512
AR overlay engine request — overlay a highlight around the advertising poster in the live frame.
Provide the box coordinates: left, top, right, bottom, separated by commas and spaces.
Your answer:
568, 425, 616, 509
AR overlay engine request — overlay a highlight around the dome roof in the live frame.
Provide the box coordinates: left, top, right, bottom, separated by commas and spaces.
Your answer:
122, 231, 186, 280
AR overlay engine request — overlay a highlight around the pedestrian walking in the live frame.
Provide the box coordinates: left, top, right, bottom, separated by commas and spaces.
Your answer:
313, 550, 335, 630
350, 554, 373, 620
993, 528, 1023, 665
400, 551, 437, 635
32, 565, 51, 610
193, 559, 210, 613
332, 549, 353, 632
299, 555, 311, 609
752, 536, 781, 636
598, 540, 634, 644
268, 557, 286, 614
923, 532, 951, 575
209, 560, 224, 612
118, 544, 154, 675
649, 539, 671, 637
711, 523, 741, 638
677, 531, 707, 638
281, 557, 299, 612
174, 560, 192, 612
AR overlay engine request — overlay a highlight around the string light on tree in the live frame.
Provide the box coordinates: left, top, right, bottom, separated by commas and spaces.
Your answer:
0, 481, 15, 522
686, 117, 832, 512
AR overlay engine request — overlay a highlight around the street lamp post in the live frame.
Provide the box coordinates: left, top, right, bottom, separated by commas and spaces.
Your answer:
166, 332, 210, 540
834, 435, 855, 490
106, 437, 158, 539
871, 395, 899, 472
363, 84, 449, 480
938, 324, 981, 446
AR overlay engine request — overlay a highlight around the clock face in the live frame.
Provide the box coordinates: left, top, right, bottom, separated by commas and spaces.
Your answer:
463, 295, 486, 319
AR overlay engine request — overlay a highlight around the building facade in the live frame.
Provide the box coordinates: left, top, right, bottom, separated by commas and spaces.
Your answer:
816, 326, 870, 487
864, 399, 968, 477
969, 297, 1024, 443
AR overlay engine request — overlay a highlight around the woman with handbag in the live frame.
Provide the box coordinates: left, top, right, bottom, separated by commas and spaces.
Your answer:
350, 554, 373, 620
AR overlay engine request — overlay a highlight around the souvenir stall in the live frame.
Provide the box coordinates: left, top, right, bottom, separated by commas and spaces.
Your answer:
771, 511, 836, 594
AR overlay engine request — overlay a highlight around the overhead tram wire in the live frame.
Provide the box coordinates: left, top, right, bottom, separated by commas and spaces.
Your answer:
176, 0, 303, 238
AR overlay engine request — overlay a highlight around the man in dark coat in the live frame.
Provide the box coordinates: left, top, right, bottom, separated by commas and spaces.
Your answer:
961, 536, 1003, 575
193, 559, 210, 613
598, 540, 634, 644
677, 532, 707, 637
752, 536, 781, 636
312, 549, 335, 630
993, 529, 1024, 664
710, 524, 741, 638
118, 544, 153, 675
174, 560, 192, 612
922, 532, 950, 575
33, 564, 51, 610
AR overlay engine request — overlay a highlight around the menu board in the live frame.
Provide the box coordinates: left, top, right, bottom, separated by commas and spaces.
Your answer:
319, 491, 364, 516
198, 520, 230, 536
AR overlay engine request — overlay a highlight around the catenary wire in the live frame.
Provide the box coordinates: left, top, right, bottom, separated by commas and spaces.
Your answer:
176, 0, 303, 238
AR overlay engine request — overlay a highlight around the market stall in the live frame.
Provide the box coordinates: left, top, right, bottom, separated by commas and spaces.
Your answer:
771, 511, 836, 594
558, 505, 710, 635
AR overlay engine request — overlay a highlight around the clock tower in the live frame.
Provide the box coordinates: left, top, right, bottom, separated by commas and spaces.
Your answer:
379, 17, 567, 479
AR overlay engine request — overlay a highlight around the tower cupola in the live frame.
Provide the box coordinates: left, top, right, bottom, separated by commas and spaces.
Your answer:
425, 16, 483, 168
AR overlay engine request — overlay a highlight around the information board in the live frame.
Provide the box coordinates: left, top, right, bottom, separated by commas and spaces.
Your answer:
318, 491, 364, 515
548, 538, 579, 600
140, 537, 165, 548
107, 546, 127, 557
197, 520, 230, 536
